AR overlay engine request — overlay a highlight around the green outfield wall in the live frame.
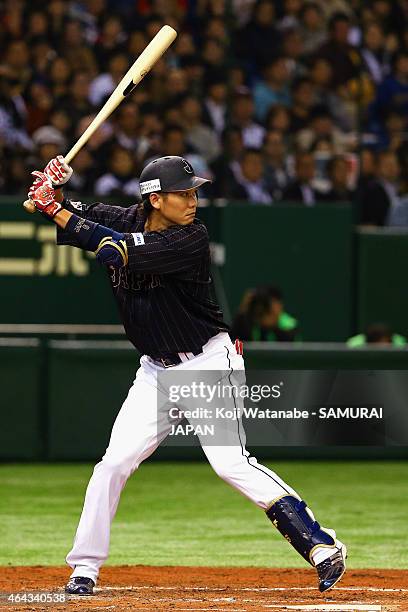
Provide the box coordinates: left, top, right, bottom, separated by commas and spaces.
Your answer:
0, 340, 407, 461
1, 198, 408, 339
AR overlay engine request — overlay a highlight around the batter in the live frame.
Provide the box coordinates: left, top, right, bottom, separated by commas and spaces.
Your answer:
27, 155, 347, 596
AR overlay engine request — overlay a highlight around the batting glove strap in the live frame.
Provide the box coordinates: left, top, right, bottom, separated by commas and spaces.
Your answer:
44, 155, 73, 186
266, 495, 337, 566
28, 171, 63, 219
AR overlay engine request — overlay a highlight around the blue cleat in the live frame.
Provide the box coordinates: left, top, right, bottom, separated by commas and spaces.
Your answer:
65, 576, 95, 595
316, 545, 347, 593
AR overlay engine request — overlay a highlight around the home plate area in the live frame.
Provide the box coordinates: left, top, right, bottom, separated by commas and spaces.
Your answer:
0, 566, 406, 611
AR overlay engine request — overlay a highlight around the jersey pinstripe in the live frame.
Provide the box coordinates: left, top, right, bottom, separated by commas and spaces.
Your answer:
57, 199, 228, 357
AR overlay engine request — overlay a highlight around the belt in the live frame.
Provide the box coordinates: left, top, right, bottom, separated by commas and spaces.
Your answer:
150, 350, 201, 368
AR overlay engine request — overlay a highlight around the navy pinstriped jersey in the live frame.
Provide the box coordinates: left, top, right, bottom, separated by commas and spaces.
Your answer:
57, 199, 228, 357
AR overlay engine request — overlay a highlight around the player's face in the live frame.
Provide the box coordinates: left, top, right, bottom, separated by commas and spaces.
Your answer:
156, 189, 198, 226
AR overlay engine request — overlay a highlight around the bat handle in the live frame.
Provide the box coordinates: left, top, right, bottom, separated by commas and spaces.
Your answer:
23, 199, 36, 214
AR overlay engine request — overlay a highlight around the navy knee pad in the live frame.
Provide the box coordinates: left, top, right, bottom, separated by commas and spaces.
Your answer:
266, 495, 336, 565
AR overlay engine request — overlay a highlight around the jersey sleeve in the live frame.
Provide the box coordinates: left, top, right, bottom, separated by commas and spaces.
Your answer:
124, 221, 209, 274
56, 199, 139, 247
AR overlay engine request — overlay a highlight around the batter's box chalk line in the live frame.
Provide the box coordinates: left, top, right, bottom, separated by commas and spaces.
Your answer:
263, 606, 382, 611
96, 585, 407, 594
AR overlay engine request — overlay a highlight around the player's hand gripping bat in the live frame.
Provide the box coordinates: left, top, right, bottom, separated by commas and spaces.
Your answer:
23, 24, 177, 213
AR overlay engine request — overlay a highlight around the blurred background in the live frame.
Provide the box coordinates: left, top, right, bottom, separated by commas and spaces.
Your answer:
0, 0, 407, 461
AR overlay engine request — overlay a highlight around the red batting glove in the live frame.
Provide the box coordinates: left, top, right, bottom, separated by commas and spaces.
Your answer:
28, 171, 63, 218
44, 155, 73, 186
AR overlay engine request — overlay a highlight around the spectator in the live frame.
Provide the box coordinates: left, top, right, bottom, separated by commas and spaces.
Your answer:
325, 156, 354, 202
226, 147, 273, 204
0, 68, 32, 151
69, 149, 99, 195
180, 95, 220, 162
230, 88, 265, 149
262, 130, 291, 199
299, 2, 328, 55
151, 125, 212, 185
101, 101, 149, 162
31, 125, 66, 169
47, 56, 72, 99
360, 21, 391, 85
89, 52, 129, 106
289, 77, 316, 133
277, 0, 303, 31
94, 15, 127, 68
360, 150, 401, 226
296, 105, 352, 154
210, 127, 245, 199
347, 323, 406, 347
235, 0, 281, 69
317, 12, 361, 89
58, 71, 94, 126
281, 151, 323, 205
202, 75, 227, 136
94, 145, 139, 197
231, 285, 300, 342
265, 105, 292, 135
25, 82, 53, 134
253, 56, 291, 122
370, 51, 408, 130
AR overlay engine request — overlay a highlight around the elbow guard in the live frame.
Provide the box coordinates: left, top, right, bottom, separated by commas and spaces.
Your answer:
95, 236, 128, 268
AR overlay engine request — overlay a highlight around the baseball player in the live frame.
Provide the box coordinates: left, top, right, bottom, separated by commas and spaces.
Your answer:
27, 155, 347, 596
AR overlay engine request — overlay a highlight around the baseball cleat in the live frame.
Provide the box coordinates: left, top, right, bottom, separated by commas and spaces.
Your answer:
65, 576, 95, 595
316, 544, 347, 593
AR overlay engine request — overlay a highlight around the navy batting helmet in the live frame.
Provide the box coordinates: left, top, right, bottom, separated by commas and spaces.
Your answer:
139, 156, 210, 196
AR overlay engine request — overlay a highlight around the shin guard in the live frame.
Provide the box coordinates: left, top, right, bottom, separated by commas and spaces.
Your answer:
266, 495, 336, 565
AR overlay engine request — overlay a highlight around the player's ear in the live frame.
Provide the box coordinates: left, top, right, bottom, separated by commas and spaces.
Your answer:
149, 192, 161, 210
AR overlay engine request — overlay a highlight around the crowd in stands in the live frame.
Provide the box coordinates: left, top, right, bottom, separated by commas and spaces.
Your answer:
0, 0, 407, 226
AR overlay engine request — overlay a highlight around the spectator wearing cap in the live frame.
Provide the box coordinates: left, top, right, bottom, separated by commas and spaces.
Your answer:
31, 125, 67, 169
253, 57, 291, 122
281, 151, 323, 205
230, 89, 265, 149
360, 150, 401, 226
317, 12, 361, 89
226, 148, 273, 204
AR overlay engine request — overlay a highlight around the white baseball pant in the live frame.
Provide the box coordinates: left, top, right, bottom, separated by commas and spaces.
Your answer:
66, 332, 334, 582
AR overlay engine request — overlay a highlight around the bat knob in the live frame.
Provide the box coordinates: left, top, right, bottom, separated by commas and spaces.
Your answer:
23, 199, 36, 214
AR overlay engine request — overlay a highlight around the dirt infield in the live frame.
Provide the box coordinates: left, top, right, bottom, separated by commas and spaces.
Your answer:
0, 566, 407, 611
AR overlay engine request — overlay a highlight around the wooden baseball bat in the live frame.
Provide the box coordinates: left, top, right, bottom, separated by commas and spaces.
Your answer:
23, 24, 177, 213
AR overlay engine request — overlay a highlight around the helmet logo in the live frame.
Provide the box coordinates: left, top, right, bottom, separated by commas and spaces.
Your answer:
182, 159, 193, 174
